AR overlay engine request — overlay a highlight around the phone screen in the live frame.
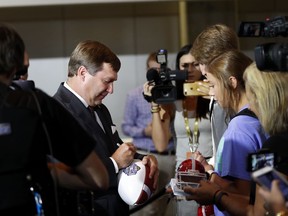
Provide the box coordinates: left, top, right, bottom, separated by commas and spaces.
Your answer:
248, 152, 275, 172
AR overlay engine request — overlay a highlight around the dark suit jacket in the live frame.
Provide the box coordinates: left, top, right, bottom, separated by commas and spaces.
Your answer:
54, 83, 131, 216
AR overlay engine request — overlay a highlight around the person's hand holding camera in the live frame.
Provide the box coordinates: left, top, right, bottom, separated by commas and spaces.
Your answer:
259, 179, 288, 215
143, 81, 155, 103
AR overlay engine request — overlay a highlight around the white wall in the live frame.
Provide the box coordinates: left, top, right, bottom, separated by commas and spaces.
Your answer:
1, 0, 287, 137
4, 3, 180, 138
28, 53, 176, 138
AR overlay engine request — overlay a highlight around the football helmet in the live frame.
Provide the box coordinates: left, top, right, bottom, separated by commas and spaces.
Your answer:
176, 158, 206, 189
118, 160, 153, 205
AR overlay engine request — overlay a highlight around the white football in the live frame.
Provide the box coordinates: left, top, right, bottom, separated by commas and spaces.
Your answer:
118, 160, 153, 205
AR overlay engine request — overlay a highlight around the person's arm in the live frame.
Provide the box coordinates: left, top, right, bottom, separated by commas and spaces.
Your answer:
210, 173, 251, 196
251, 180, 288, 215
184, 180, 250, 216
74, 151, 109, 190
50, 151, 109, 190
151, 102, 173, 152
49, 162, 94, 190
217, 191, 250, 216
194, 151, 251, 195
246, 184, 267, 216
143, 81, 173, 152
264, 180, 288, 214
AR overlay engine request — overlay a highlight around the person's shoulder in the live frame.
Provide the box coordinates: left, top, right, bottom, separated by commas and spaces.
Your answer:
230, 112, 259, 125
126, 86, 145, 102
228, 114, 261, 135
11, 80, 35, 91
127, 85, 143, 95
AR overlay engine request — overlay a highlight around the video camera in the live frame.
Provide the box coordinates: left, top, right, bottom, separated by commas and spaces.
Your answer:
238, 16, 288, 71
146, 49, 188, 104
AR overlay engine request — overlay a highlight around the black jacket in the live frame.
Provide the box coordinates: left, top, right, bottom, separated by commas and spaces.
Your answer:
0, 83, 96, 216
54, 83, 145, 216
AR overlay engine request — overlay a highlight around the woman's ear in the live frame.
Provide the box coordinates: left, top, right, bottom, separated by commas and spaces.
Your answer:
229, 76, 238, 89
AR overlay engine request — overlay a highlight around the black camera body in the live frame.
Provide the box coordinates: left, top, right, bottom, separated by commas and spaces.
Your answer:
146, 49, 188, 104
255, 42, 288, 71
238, 16, 288, 38
238, 16, 288, 72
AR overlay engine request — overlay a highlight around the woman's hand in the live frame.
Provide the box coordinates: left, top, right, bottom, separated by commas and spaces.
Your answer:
198, 80, 211, 100
193, 151, 214, 172
143, 81, 154, 97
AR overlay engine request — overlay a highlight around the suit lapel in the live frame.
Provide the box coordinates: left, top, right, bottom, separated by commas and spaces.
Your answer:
54, 84, 113, 154
94, 105, 116, 154
95, 106, 112, 136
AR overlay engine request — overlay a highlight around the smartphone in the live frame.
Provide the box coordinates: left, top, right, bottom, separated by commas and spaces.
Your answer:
247, 151, 275, 172
252, 166, 288, 201
183, 82, 208, 96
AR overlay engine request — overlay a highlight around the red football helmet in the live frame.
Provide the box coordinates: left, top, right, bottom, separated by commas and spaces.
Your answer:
177, 158, 205, 173
118, 160, 154, 205
198, 204, 215, 216
177, 159, 214, 216
176, 158, 206, 188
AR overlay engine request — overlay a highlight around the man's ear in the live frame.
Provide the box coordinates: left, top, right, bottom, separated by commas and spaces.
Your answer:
77, 66, 88, 80
229, 76, 238, 89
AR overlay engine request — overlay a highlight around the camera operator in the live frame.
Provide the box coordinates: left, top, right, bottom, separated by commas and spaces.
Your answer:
122, 52, 175, 216
144, 45, 213, 216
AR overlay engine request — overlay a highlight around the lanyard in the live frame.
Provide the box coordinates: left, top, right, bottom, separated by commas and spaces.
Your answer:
182, 100, 199, 152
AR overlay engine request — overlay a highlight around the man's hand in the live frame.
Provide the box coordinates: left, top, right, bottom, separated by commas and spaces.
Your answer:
112, 142, 136, 169
142, 154, 159, 191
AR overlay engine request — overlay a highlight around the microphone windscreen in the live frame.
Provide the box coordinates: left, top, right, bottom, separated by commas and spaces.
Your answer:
146, 68, 159, 81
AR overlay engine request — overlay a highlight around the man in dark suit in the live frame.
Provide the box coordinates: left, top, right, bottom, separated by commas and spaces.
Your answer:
53, 40, 159, 216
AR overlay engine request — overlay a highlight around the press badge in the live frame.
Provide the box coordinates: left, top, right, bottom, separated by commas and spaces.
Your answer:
0, 123, 12, 136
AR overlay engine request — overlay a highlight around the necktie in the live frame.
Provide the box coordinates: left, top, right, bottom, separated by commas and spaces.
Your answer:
88, 106, 96, 121
88, 106, 105, 132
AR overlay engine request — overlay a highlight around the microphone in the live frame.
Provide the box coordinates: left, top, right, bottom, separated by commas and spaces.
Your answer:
146, 68, 160, 84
